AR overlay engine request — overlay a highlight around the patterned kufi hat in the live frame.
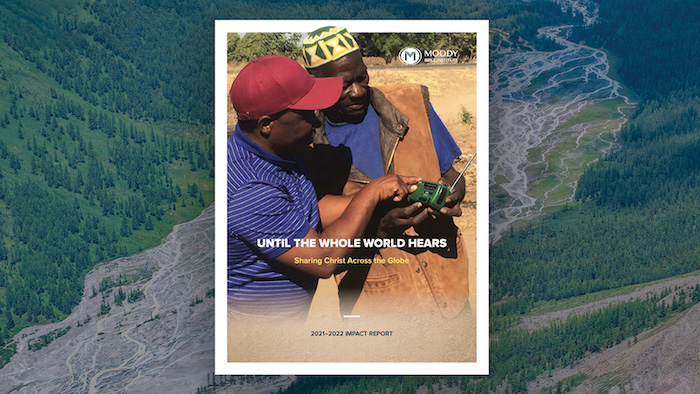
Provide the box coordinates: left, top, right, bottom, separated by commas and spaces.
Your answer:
302, 26, 360, 69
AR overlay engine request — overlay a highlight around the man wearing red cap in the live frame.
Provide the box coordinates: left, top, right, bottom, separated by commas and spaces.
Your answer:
227, 55, 418, 319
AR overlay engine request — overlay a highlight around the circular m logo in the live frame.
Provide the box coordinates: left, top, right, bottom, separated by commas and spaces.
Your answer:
398, 47, 422, 65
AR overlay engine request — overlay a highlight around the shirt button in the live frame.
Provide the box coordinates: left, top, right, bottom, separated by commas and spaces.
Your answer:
422, 261, 428, 268
395, 125, 403, 132
415, 268, 420, 273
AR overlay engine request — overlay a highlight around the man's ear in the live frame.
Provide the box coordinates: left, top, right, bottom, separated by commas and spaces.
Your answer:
257, 116, 273, 138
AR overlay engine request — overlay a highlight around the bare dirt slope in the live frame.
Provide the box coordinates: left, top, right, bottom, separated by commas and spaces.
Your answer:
0, 206, 215, 393
522, 274, 700, 331
529, 273, 700, 393
531, 302, 700, 394
576, 303, 700, 393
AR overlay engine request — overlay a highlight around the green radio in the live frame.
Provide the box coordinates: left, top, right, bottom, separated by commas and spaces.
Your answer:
409, 181, 451, 210
408, 150, 476, 211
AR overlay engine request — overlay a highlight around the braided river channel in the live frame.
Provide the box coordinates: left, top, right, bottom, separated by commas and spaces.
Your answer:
489, 1, 634, 242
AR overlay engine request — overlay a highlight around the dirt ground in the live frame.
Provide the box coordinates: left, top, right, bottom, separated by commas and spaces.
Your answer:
226, 62, 478, 354
527, 273, 700, 393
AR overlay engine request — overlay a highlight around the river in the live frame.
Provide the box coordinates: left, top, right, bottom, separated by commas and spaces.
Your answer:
489, 0, 634, 242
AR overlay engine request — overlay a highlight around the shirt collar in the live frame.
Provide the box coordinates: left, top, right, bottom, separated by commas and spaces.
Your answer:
234, 124, 299, 169
324, 103, 377, 128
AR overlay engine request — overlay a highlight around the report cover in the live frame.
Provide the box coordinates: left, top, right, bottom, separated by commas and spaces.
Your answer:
214, 20, 489, 375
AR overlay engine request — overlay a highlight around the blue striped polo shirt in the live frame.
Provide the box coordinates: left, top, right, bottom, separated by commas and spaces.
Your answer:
227, 125, 320, 318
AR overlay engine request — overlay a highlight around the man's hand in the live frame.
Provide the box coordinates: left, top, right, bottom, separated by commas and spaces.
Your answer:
374, 166, 468, 236
364, 174, 420, 203
434, 166, 466, 217
375, 202, 430, 238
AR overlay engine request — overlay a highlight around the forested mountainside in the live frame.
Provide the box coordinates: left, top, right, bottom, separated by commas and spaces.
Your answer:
492, 0, 700, 312
569, 0, 699, 100
485, 0, 700, 391
0, 0, 213, 362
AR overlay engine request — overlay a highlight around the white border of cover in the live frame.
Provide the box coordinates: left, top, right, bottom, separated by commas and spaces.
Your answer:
214, 19, 489, 376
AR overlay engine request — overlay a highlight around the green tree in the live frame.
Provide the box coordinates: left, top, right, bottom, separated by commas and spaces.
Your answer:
188, 183, 199, 198
119, 217, 132, 237
144, 215, 153, 231
229, 33, 301, 62
5, 310, 14, 330
227, 33, 240, 61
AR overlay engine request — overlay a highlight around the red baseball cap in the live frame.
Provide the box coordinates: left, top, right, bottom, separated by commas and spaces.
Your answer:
230, 55, 342, 121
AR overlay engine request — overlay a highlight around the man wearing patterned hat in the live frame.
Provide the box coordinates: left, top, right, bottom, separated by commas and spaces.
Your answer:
302, 26, 470, 319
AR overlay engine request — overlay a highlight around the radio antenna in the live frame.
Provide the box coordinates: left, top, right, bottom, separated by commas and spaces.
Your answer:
450, 150, 477, 192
